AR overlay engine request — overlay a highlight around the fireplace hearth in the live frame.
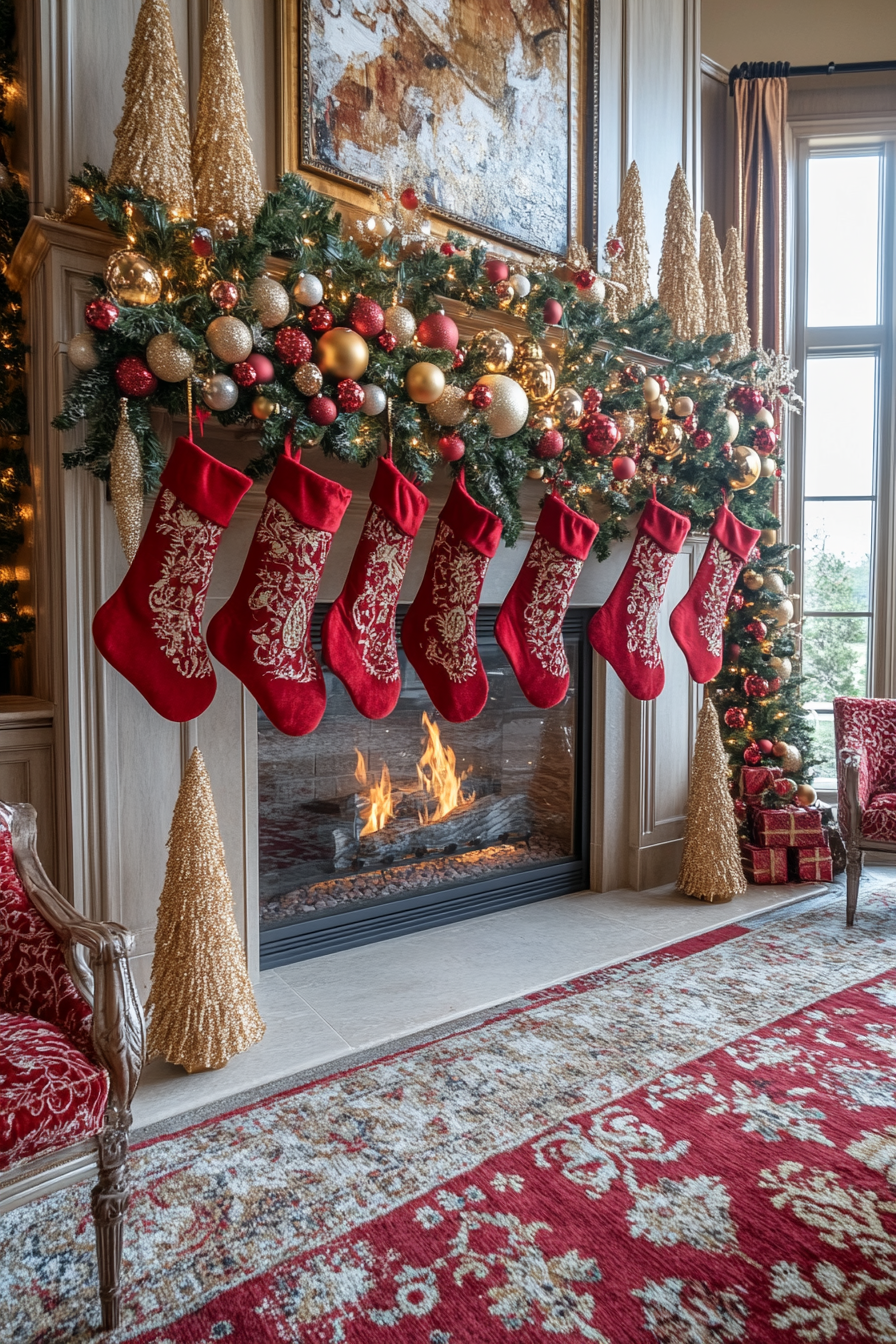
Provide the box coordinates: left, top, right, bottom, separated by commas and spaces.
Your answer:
258, 606, 592, 967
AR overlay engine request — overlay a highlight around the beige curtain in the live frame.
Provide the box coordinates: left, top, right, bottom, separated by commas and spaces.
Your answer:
734, 77, 788, 353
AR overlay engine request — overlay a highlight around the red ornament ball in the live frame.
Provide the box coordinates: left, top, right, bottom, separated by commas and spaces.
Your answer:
753, 427, 778, 456
377, 330, 398, 353
274, 326, 313, 366
606, 237, 624, 258
621, 363, 647, 386
231, 361, 258, 388
308, 305, 334, 333
757, 738, 774, 755
453, 346, 467, 369
721, 443, 733, 460
682, 414, 697, 434
744, 674, 770, 698
582, 386, 603, 414
85, 297, 118, 331
535, 430, 564, 460
584, 414, 620, 456
114, 355, 157, 398
210, 279, 239, 311
743, 743, 763, 765
399, 186, 419, 210
767, 676, 782, 694
745, 619, 768, 640
190, 228, 214, 257
724, 707, 747, 729
728, 642, 742, 661
336, 378, 365, 413
307, 394, 337, 426
729, 592, 745, 611
543, 298, 563, 325
417, 311, 459, 351
693, 429, 712, 450
485, 258, 510, 285
246, 353, 275, 384
732, 385, 764, 416
468, 384, 493, 410
654, 375, 669, 396
349, 296, 385, 338
440, 241, 456, 256
438, 434, 465, 461
774, 777, 797, 798
574, 269, 595, 291
612, 455, 637, 481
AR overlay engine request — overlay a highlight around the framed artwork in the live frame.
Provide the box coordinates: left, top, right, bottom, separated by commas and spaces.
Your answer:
277, 0, 599, 257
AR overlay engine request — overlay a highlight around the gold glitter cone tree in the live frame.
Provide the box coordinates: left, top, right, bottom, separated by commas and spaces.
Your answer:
699, 211, 729, 338
146, 748, 266, 1072
192, 0, 265, 232
678, 698, 747, 903
723, 226, 752, 360
611, 161, 651, 317
110, 399, 144, 564
108, 0, 194, 217
657, 165, 706, 340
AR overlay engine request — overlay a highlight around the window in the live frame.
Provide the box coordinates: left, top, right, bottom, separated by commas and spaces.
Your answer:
792, 139, 894, 790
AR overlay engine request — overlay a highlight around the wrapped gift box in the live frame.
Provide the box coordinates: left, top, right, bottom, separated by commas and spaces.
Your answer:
753, 806, 825, 849
739, 765, 783, 798
788, 845, 833, 883
741, 843, 789, 884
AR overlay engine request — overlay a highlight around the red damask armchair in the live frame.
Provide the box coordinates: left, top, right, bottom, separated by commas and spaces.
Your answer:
834, 697, 896, 926
0, 801, 145, 1330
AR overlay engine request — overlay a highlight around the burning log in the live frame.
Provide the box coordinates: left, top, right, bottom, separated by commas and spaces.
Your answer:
332, 791, 532, 870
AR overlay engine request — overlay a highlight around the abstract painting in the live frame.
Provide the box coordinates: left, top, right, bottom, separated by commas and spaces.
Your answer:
300, 0, 575, 254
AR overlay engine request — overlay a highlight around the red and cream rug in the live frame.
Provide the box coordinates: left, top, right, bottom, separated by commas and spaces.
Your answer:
6, 887, 896, 1342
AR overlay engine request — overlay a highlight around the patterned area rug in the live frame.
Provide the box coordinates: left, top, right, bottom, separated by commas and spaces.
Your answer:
5, 886, 896, 1342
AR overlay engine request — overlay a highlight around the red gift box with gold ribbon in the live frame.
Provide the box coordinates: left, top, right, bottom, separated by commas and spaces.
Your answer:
753, 806, 825, 849
741, 843, 789, 884
788, 845, 833, 883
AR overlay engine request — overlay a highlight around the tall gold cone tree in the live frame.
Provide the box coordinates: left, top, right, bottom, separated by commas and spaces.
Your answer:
146, 748, 266, 1072
678, 698, 747, 903
657, 165, 706, 340
699, 211, 729, 337
609, 162, 651, 318
192, 0, 265, 231
108, 0, 194, 216
722, 226, 752, 359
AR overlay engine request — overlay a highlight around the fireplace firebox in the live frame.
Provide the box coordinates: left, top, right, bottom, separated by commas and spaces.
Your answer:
258, 606, 592, 967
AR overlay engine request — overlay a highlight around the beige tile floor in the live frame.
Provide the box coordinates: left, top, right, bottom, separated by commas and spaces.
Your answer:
132, 871, 885, 1133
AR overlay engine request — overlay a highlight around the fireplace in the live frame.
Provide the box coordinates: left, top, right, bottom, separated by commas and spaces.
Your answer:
258, 606, 592, 967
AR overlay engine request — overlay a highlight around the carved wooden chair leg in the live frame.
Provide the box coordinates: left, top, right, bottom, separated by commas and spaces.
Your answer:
91, 1106, 133, 1331
845, 848, 863, 927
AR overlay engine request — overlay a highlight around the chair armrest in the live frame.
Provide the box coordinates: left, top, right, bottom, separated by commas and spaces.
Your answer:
0, 802, 146, 1114
838, 749, 863, 848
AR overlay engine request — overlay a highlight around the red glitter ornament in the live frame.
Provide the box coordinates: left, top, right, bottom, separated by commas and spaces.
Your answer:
336, 379, 365, 413
274, 327, 313, 366
743, 743, 762, 765
416, 311, 459, 351
744, 674, 770, 698
757, 738, 774, 755
729, 592, 745, 611
246, 353, 275, 384
728, 642, 742, 660
399, 186, 419, 210
308, 305, 334, 333
453, 346, 467, 369
440, 242, 456, 256
721, 443, 733, 460
612, 455, 637, 481
724, 707, 746, 729
753, 427, 778, 456
543, 299, 563, 325
210, 279, 239, 311
190, 228, 214, 257
767, 676, 781, 693
732, 385, 764, 416
85, 297, 119, 331
307, 394, 337, 426
468, 384, 493, 410
114, 355, 157, 398
438, 434, 465, 461
377, 330, 398, 353
693, 429, 712, 450
775, 467, 782, 478
485, 258, 509, 285
348, 296, 385, 338
606, 237, 624, 258
534, 430, 564, 460
582, 387, 603, 414
584, 415, 620, 456
745, 619, 768, 640
231, 361, 258, 388
574, 269, 595, 290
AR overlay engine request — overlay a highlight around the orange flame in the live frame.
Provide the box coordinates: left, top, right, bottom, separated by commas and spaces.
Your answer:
358, 758, 394, 836
417, 712, 474, 824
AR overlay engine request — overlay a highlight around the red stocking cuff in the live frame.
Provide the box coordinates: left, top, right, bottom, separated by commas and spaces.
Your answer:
370, 454, 429, 536
639, 496, 691, 553
712, 502, 760, 562
537, 492, 599, 559
440, 472, 502, 557
267, 453, 352, 532
160, 437, 251, 526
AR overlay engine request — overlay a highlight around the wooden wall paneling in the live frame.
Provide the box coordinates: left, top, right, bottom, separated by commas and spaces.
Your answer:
701, 55, 735, 239
0, 700, 57, 881
597, 0, 625, 247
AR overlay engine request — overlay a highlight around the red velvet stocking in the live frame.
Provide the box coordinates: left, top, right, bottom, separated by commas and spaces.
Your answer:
588, 496, 691, 701
321, 455, 428, 719
669, 501, 760, 683
92, 436, 250, 722
401, 472, 502, 723
206, 451, 351, 736
495, 491, 598, 708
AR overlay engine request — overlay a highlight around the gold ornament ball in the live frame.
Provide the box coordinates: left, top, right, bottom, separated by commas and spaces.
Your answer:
514, 357, 556, 404
763, 572, 786, 595
527, 465, 545, 479
428, 384, 469, 426
724, 409, 740, 442
513, 337, 542, 364
673, 396, 694, 417
251, 394, 278, 420
754, 407, 775, 429
769, 654, 793, 680
104, 249, 162, 306
728, 444, 761, 490
795, 783, 817, 806
764, 597, 794, 627
760, 528, 778, 545
529, 408, 556, 433
250, 275, 291, 328
742, 569, 764, 591
293, 362, 323, 396
315, 327, 370, 380
384, 304, 416, 347
650, 419, 684, 460
777, 743, 803, 773
146, 332, 195, 382
760, 456, 778, 478
475, 329, 515, 373
648, 395, 669, 420
578, 276, 605, 305
642, 376, 661, 403
68, 331, 99, 371
552, 385, 584, 428
476, 374, 529, 438
405, 361, 446, 405
614, 411, 636, 439
205, 315, 253, 362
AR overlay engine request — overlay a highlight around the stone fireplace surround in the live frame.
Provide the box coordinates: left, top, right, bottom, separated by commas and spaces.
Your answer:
10, 217, 704, 998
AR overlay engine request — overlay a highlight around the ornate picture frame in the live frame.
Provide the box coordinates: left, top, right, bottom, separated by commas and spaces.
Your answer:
276, 0, 599, 258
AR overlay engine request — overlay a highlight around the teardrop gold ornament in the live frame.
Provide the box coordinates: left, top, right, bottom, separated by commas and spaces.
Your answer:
110, 399, 144, 564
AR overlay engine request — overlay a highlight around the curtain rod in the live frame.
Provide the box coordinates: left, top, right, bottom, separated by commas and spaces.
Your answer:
728, 60, 896, 96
